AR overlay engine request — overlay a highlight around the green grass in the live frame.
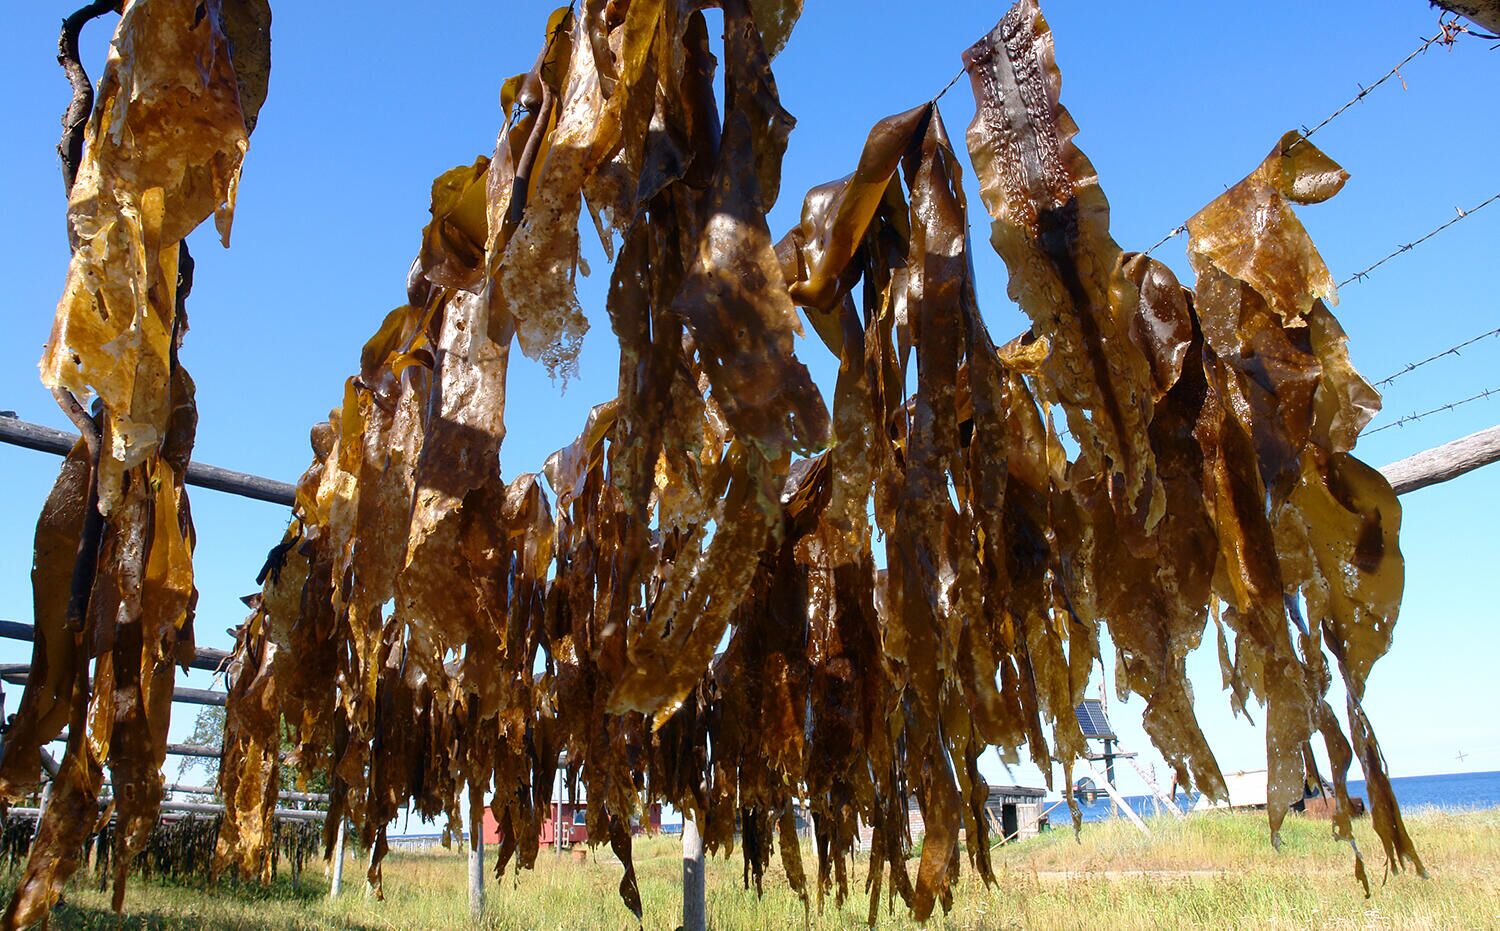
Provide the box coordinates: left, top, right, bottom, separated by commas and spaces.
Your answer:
5, 808, 1497, 929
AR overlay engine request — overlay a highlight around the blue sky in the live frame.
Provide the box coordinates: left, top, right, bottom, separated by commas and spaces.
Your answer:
1, 1, 1497, 805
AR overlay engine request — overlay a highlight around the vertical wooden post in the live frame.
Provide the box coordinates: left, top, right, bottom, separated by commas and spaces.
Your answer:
468, 810, 485, 921
682, 815, 705, 931
328, 819, 346, 899
555, 763, 564, 856
364, 842, 378, 899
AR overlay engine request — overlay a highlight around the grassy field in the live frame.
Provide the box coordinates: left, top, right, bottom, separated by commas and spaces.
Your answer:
4, 807, 1496, 929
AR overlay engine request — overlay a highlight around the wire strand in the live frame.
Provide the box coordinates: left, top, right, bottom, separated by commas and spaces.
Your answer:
1338, 192, 1500, 288
1365, 385, 1500, 434
1143, 19, 1473, 256
933, 65, 966, 103
1293, 17, 1471, 145
1374, 325, 1500, 388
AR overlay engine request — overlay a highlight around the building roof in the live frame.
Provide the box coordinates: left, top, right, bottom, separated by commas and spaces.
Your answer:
986, 783, 1046, 800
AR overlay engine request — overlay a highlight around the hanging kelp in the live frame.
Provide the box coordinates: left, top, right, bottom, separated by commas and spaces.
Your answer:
203, 0, 1419, 926
962, 0, 1161, 534
6, 1, 268, 925
212, 600, 281, 881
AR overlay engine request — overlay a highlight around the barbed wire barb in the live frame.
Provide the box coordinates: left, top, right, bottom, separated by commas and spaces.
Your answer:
1375, 325, 1500, 388
1291, 17, 1468, 146
1366, 385, 1500, 435
1143, 18, 1474, 256
1339, 192, 1500, 288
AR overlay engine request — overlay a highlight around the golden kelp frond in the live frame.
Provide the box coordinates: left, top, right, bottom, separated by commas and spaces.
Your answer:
962, 0, 1161, 534
0, 443, 90, 803
213, 607, 281, 882
1187, 132, 1346, 326
1173, 130, 1412, 875
40, 0, 252, 513
105, 379, 199, 911
220, 0, 273, 135
1, 717, 103, 929
13, 3, 265, 910
748, 0, 804, 60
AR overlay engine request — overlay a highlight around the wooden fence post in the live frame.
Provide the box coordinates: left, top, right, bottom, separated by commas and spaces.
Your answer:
683, 815, 705, 931
364, 842, 378, 899
468, 813, 485, 922
329, 819, 346, 899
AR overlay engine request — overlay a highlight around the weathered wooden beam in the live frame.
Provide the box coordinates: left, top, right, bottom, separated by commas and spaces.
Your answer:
2, 668, 225, 706
39, 749, 61, 780
5, 800, 324, 822
1379, 424, 1500, 496
0, 413, 295, 507
165, 742, 222, 759
1429, 0, 1500, 34
50, 733, 222, 758
152, 782, 329, 803
0, 618, 229, 673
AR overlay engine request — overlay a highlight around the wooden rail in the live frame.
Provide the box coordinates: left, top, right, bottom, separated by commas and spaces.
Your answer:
0, 618, 230, 674
1377, 424, 1500, 496
6, 800, 325, 822
46, 734, 226, 759
0, 413, 296, 507
7, 411, 1499, 506
148, 782, 330, 803
0, 664, 226, 707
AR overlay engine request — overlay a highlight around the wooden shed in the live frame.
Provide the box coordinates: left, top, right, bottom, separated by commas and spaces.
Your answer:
981, 784, 1048, 842
480, 780, 662, 848
857, 783, 1048, 849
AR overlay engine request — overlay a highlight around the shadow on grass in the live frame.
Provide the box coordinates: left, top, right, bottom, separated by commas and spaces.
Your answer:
43, 900, 327, 931
1, 869, 379, 931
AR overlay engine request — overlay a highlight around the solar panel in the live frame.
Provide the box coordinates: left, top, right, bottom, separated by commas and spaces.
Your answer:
1074, 699, 1116, 740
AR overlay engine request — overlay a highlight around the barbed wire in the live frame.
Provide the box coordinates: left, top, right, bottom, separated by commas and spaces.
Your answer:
1365, 385, 1500, 435
1144, 18, 1475, 256
1338, 191, 1500, 288
1293, 17, 1472, 144
933, 66, 967, 103
1374, 325, 1500, 388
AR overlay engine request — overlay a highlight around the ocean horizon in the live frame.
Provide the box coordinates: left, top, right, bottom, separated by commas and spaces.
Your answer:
1060, 768, 1500, 823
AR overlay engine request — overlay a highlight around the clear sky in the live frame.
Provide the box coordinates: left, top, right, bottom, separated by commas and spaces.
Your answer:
1, 1, 1497, 806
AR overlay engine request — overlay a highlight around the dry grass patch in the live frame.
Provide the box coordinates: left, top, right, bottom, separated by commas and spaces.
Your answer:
3, 809, 1495, 929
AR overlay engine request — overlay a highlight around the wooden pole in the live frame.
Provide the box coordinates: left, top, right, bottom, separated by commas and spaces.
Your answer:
329, 819, 347, 899
1378, 424, 1500, 496
468, 803, 485, 922
0, 618, 230, 672
0, 413, 296, 507
0, 666, 226, 706
682, 815, 706, 931
364, 841, 378, 899
1428, 0, 1500, 35
555, 763, 565, 855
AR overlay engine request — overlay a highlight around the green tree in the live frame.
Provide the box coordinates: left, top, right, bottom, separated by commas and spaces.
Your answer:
173, 706, 329, 798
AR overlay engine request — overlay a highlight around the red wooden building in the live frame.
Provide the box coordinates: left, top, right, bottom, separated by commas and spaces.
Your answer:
481, 783, 662, 847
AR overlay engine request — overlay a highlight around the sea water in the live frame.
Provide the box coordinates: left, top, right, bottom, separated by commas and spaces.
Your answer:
1064, 769, 1500, 823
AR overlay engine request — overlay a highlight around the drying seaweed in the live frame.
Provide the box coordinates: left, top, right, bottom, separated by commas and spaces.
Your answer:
211, 0, 1413, 920
11, 0, 1423, 926
4, 2, 266, 925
